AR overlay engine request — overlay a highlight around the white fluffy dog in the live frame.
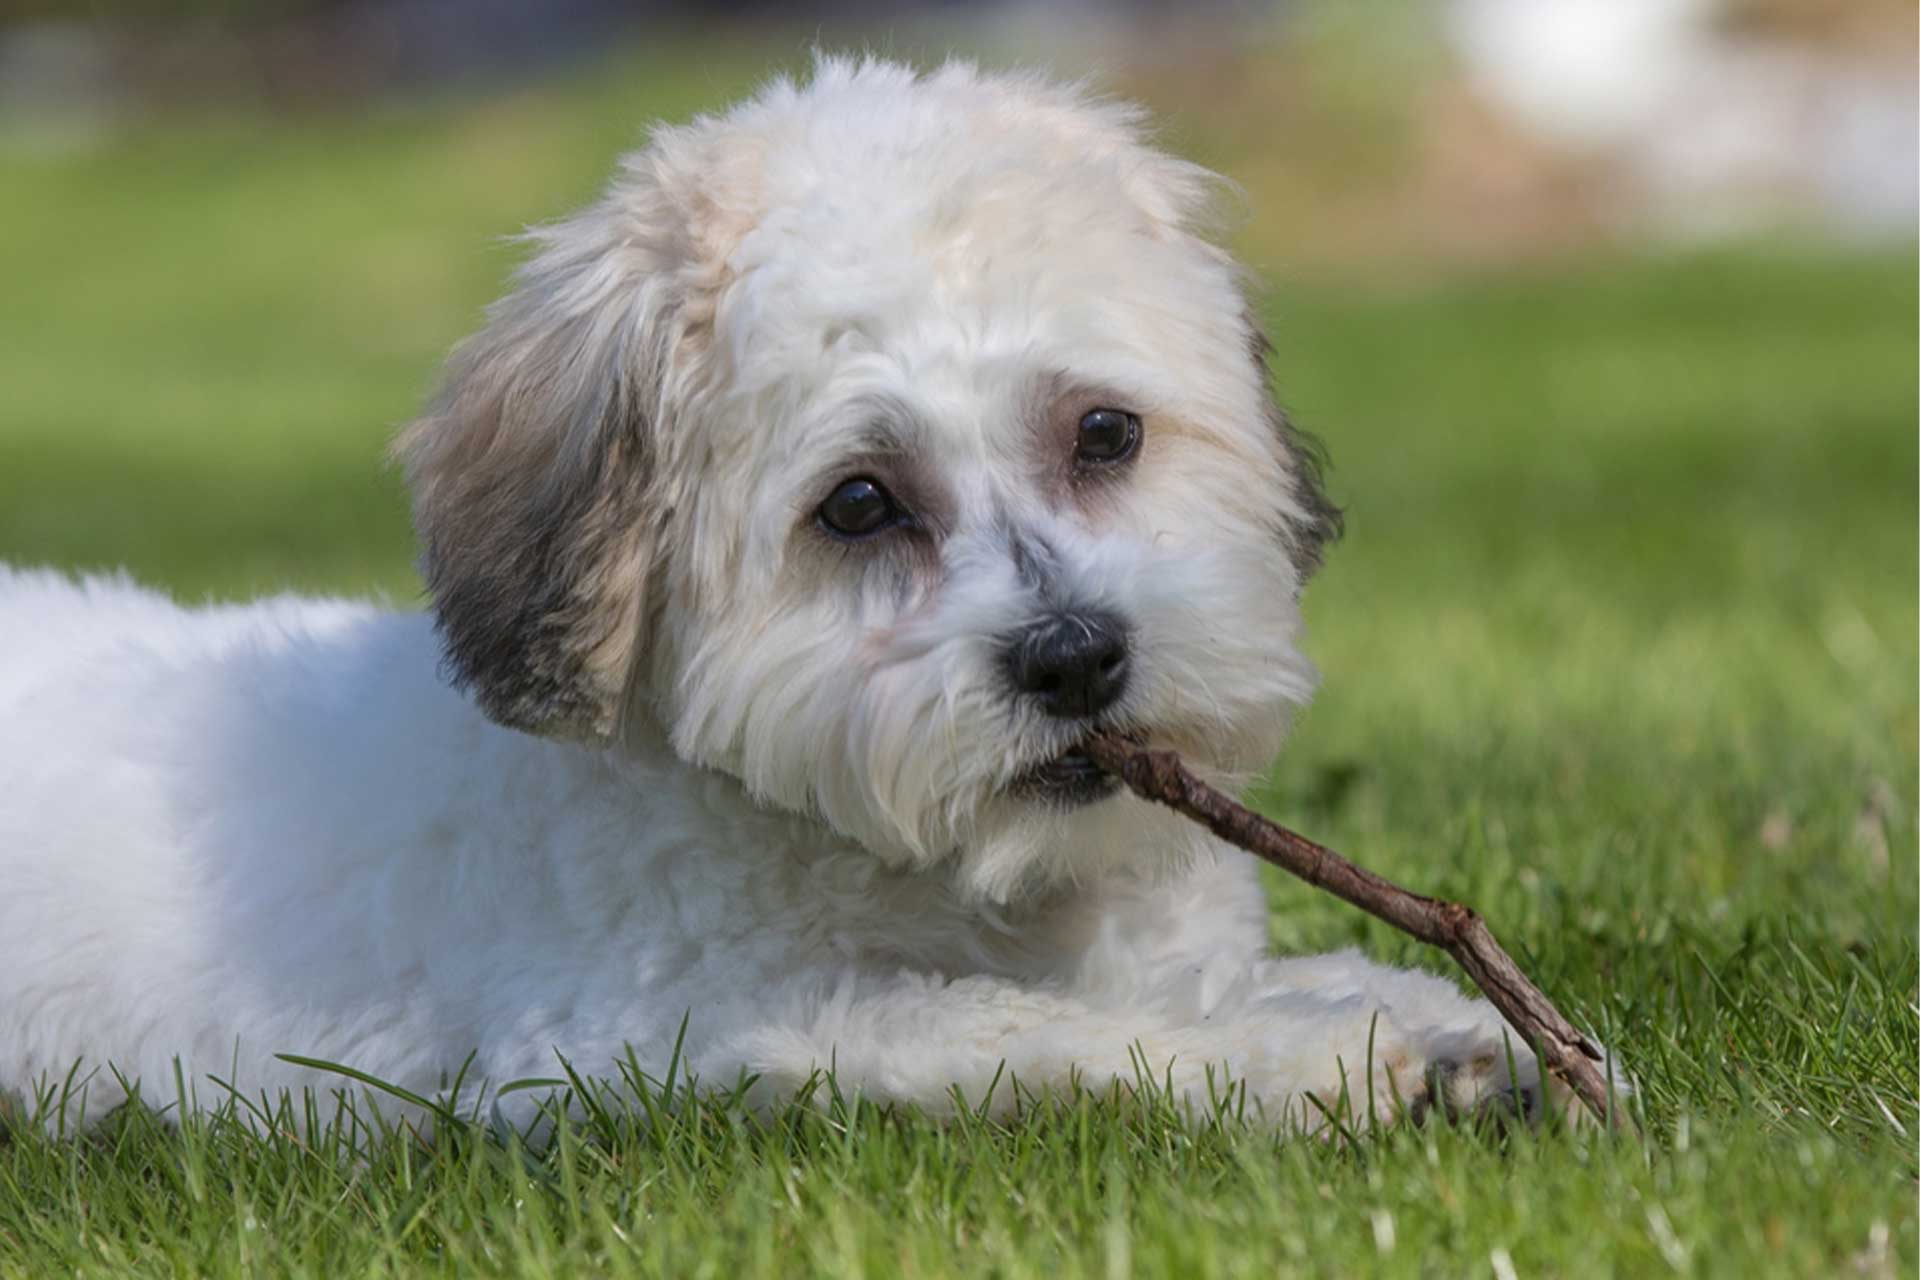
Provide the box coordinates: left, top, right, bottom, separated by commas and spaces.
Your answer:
0, 58, 1605, 1133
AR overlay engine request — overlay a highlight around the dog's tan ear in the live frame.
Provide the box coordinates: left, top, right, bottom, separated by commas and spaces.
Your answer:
1054, 90, 1343, 586
1248, 321, 1342, 583
395, 175, 709, 742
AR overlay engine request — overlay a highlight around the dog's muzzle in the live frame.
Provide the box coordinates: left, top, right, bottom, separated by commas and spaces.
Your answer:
1002, 609, 1133, 807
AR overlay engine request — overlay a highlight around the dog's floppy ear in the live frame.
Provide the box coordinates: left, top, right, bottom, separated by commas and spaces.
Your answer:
1247, 321, 1342, 583
395, 170, 711, 742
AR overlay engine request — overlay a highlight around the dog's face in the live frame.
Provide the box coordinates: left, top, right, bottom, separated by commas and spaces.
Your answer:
398, 59, 1338, 898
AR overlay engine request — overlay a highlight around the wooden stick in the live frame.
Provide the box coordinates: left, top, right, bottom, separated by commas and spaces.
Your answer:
1083, 733, 1625, 1129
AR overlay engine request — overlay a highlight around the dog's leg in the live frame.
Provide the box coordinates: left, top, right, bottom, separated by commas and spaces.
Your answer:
1216, 948, 1627, 1128
702, 956, 1605, 1132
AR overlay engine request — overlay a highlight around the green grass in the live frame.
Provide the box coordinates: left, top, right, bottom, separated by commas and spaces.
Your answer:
1, 45, 1916, 1279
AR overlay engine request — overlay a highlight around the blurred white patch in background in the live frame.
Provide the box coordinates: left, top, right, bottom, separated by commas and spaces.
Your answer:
1, 0, 1911, 259
1448, 0, 1917, 240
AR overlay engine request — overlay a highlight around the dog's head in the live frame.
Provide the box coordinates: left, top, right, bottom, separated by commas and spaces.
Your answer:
397, 58, 1339, 898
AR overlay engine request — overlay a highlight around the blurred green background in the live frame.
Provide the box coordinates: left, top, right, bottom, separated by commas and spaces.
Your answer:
0, 2, 1914, 1274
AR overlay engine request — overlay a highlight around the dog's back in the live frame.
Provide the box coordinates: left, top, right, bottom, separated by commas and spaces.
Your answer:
0, 568, 178, 709
0, 567, 383, 709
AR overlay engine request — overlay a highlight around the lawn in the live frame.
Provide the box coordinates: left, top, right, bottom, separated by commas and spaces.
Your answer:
1, 44, 1915, 1279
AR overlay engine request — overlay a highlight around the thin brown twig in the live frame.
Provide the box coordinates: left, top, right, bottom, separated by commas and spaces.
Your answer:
1083, 733, 1627, 1130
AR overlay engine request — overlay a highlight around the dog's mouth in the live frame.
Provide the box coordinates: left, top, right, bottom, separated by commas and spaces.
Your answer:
1009, 729, 1144, 809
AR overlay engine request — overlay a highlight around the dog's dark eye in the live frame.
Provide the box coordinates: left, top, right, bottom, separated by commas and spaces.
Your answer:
1075, 409, 1141, 465
818, 477, 900, 539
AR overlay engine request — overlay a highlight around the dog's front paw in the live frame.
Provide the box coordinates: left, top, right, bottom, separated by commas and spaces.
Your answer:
1411, 1025, 1631, 1130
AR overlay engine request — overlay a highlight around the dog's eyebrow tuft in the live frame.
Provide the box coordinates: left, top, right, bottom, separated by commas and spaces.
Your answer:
800, 393, 927, 464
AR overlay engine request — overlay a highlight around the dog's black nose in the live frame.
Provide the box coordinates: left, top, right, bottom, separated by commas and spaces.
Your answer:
1003, 610, 1131, 719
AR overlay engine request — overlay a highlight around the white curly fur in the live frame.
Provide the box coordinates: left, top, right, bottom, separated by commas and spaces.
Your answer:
0, 58, 1621, 1132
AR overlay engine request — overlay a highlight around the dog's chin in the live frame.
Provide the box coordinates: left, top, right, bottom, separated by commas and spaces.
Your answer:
1009, 746, 1120, 809
1007, 725, 1152, 810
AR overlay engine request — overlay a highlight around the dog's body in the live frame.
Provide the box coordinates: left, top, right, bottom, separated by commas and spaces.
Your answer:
0, 59, 1606, 1130
0, 570, 1524, 1126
